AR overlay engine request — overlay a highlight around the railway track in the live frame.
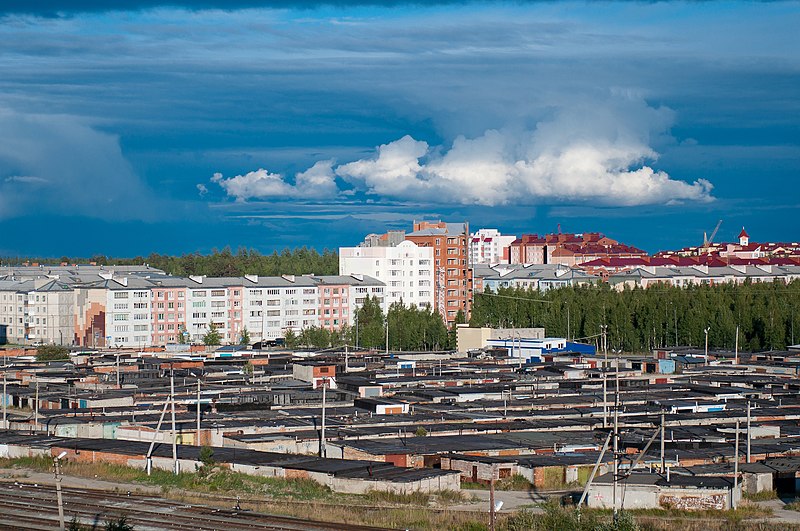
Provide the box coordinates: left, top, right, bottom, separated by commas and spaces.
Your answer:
0, 483, 387, 530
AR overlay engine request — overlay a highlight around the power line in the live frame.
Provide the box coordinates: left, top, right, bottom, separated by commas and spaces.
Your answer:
477, 292, 553, 304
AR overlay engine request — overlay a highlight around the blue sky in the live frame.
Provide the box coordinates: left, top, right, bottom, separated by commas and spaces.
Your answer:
0, 1, 798, 257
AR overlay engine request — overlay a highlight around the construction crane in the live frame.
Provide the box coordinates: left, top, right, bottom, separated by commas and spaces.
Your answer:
702, 220, 723, 251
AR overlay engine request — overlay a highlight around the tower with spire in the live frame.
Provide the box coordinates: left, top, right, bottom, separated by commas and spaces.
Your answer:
738, 227, 749, 247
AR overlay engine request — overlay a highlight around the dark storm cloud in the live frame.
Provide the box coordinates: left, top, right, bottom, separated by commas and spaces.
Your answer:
1, 0, 555, 16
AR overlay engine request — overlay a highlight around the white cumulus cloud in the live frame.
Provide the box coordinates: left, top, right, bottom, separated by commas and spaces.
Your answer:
212, 160, 338, 201
211, 96, 714, 207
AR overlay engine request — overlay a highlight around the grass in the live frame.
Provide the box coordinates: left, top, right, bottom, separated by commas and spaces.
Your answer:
461, 474, 534, 491
0, 456, 332, 500
0, 456, 493, 530
743, 490, 779, 502
784, 499, 800, 512
363, 489, 431, 505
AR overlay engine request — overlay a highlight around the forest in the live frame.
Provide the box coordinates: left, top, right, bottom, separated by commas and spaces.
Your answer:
285, 296, 455, 351
470, 280, 800, 353
8, 247, 339, 277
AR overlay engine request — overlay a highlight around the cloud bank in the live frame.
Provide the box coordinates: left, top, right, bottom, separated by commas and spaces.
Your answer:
0, 108, 157, 220
209, 97, 714, 207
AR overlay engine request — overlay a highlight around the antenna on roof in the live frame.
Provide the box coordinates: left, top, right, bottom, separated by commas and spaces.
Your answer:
557, 223, 562, 235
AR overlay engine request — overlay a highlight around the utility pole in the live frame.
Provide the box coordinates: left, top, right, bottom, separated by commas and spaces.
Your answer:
53, 451, 67, 531
3, 370, 6, 430
34, 378, 39, 432
735, 326, 739, 365
385, 318, 389, 356
116, 349, 120, 388
674, 305, 678, 347
170, 372, 178, 474
733, 420, 740, 509
196, 378, 201, 446
345, 344, 349, 373
602, 324, 608, 429
704, 327, 710, 364
612, 346, 620, 524
489, 463, 496, 531
320, 377, 327, 458
746, 401, 751, 464
660, 410, 666, 473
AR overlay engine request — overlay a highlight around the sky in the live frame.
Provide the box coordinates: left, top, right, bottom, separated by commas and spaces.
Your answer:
0, 1, 798, 257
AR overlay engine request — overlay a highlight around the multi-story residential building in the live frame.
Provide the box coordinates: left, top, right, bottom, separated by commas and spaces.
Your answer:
609, 264, 800, 290
405, 221, 471, 324
469, 229, 516, 265
93, 274, 156, 349
474, 264, 600, 293
0, 265, 386, 348
509, 232, 646, 266
0, 279, 74, 345
339, 240, 434, 309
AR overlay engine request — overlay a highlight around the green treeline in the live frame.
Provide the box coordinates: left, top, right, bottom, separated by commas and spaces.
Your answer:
470, 281, 800, 353
7, 247, 339, 277
287, 296, 453, 351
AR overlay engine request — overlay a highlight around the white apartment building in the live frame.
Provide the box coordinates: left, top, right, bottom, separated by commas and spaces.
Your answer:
100, 275, 155, 349
339, 240, 433, 309
469, 228, 516, 265
0, 279, 74, 345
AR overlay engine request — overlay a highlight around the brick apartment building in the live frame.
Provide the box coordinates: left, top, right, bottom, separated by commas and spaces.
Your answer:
404, 221, 472, 325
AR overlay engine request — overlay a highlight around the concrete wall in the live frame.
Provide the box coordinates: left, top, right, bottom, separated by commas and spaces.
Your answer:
588, 483, 733, 511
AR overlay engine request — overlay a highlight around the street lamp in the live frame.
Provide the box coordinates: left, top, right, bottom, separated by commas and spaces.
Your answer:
53, 451, 67, 530
704, 327, 710, 362
354, 312, 359, 349
319, 377, 329, 458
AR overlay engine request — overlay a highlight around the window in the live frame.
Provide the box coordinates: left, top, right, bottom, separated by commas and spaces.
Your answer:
168, 302, 174, 309
266, 289, 279, 295
192, 291, 206, 297
114, 314, 129, 321
211, 290, 225, 297
113, 303, 129, 310
114, 292, 129, 299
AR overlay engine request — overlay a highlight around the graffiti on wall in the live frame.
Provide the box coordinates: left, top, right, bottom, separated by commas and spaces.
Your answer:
659, 493, 726, 511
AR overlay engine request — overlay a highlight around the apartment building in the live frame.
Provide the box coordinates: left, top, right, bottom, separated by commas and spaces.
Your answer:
339, 240, 434, 309
509, 232, 646, 266
473, 264, 600, 293
405, 221, 471, 324
0, 266, 386, 348
469, 229, 516, 265
0, 279, 74, 345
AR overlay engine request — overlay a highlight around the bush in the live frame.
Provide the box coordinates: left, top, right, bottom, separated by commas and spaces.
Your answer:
364, 490, 430, 506
36, 345, 69, 362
